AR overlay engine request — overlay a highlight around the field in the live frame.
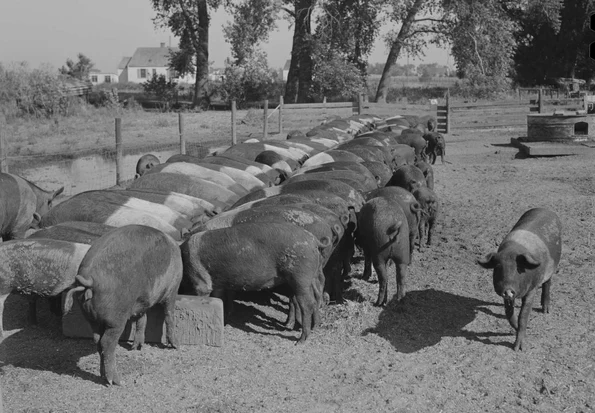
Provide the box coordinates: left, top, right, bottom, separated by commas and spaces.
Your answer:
1, 107, 595, 412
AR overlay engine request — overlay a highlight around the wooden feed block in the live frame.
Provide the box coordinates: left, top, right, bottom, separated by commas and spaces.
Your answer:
511, 138, 593, 157
62, 294, 224, 347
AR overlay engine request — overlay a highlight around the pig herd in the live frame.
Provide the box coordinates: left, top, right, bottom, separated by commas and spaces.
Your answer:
0, 111, 562, 386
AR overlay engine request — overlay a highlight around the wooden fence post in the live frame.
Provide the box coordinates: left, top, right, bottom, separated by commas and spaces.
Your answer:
445, 88, 450, 134
178, 112, 186, 155
358, 94, 364, 115
538, 88, 543, 114
263, 99, 268, 140
115, 118, 123, 186
231, 101, 237, 146
0, 126, 7, 173
279, 96, 284, 136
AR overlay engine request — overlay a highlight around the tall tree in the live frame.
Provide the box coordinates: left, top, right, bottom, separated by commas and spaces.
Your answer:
151, 0, 222, 107
282, 0, 316, 103
314, 0, 380, 78
446, 0, 518, 90
373, 0, 446, 103
59, 53, 95, 81
223, 0, 279, 65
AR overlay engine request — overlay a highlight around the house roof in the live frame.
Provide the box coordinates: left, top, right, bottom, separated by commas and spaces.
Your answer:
283, 59, 291, 71
117, 57, 131, 70
127, 47, 179, 68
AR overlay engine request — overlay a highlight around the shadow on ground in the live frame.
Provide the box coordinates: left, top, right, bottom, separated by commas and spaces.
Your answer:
363, 288, 513, 353
1, 295, 103, 385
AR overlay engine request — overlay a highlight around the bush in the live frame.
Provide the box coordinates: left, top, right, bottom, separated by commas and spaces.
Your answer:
0, 62, 88, 119
310, 54, 365, 102
220, 51, 281, 107
142, 74, 179, 111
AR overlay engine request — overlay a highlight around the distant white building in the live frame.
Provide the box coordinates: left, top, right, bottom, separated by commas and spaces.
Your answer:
89, 69, 118, 85
118, 43, 194, 84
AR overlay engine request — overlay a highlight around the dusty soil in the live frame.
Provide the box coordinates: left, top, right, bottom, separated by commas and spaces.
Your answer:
2, 126, 595, 413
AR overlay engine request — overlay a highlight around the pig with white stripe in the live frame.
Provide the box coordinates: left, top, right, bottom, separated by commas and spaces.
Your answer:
477, 208, 562, 351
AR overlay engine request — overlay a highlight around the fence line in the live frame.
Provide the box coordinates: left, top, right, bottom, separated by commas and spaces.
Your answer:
441, 89, 593, 132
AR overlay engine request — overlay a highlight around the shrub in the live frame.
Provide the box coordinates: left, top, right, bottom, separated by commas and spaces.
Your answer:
220, 51, 280, 107
142, 74, 179, 111
310, 54, 365, 102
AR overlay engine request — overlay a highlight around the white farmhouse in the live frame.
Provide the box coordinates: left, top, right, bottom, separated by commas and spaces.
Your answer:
89, 69, 118, 85
118, 43, 194, 84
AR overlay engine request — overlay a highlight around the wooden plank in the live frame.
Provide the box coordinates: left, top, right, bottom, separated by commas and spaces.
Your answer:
454, 122, 527, 130
449, 100, 532, 109
517, 142, 590, 156
283, 102, 356, 109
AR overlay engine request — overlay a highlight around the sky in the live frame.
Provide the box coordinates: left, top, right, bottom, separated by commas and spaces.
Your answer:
0, 0, 451, 74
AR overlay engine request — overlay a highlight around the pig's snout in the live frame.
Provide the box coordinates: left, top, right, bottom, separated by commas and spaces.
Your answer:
502, 289, 515, 300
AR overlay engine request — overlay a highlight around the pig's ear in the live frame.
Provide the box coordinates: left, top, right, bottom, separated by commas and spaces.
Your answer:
518, 253, 540, 270
477, 252, 497, 269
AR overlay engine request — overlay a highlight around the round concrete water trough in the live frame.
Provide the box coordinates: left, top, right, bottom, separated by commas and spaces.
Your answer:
526, 113, 595, 142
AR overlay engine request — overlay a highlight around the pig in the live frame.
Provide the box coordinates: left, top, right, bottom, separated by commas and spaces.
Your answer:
414, 160, 435, 190
356, 197, 410, 306
128, 172, 241, 210
27, 221, 115, 244
0, 239, 91, 336
295, 161, 380, 188
144, 162, 249, 196
63, 225, 183, 385
412, 187, 439, 247
477, 208, 562, 351
204, 154, 284, 185
366, 186, 422, 259
387, 165, 427, 193
302, 150, 365, 168
254, 150, 294, 177
39, 194, 187, 241
423, 132, 446, 165
186, 205, 338, 265
285, 170, 378, 192
361, 161, 393, 187
135, 154, 161, 178
0, 173, 64, 241
395, 130, 428, 162
180, 223, 329, 343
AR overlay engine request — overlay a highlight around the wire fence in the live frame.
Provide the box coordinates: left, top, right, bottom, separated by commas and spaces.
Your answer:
0, 98, 439, 198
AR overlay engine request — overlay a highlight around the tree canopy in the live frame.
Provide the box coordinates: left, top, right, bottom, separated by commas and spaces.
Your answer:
151, 0, 223, 107
58, 53, 95, 81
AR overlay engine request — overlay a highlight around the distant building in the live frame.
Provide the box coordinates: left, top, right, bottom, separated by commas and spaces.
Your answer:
118, 43, 194, 84
89, 68, 118, 85
117, 57, 131, 79
208, 69, 225, 82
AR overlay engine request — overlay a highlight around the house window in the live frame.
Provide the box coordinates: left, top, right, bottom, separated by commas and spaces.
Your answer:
91, 75, 98, 82
104, 76, 111, 83
138, 69, 147, 79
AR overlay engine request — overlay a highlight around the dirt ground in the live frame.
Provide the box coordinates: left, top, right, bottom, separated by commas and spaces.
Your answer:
1, 126, 595, 413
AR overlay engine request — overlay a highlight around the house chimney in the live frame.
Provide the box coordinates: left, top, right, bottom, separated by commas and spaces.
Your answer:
160, 42, 165, 48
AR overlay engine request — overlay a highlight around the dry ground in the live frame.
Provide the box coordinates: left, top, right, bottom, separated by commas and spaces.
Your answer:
1, 124, 595, 412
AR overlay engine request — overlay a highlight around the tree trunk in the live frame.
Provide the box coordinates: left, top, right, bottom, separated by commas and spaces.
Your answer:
374, 0, 425, 103
193, 0, 210, 108
284, 0, 315, 103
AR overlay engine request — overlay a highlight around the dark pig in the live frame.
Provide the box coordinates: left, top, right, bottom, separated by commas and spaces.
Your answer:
63, 225, 183, 385
387, 165, 427, 193
356, 197, 410, 306
0, 173, 64, 241
412, 186, 439, 246
477, 208, 562, 351
0, 239, 90, 336
180, 223, 329, 343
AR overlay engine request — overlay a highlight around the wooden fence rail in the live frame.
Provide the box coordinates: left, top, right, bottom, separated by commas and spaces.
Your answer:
440, 90, 593, 133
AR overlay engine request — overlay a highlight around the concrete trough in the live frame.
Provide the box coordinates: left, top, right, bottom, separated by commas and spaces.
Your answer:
526, 113, 595, 143
62, 294, 224, 347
